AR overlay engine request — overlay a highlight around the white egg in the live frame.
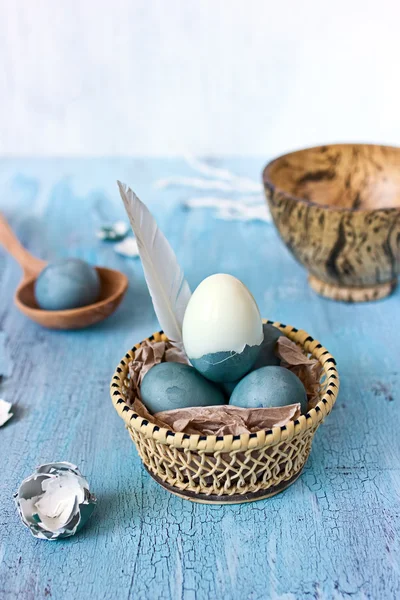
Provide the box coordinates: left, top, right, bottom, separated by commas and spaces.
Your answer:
182, 274, 263, 382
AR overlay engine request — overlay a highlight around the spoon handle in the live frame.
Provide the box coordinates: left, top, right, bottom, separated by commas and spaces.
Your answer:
0, 213, 46, 277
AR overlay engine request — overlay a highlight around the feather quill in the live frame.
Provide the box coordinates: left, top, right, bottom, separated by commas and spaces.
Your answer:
118, 181, 191, 346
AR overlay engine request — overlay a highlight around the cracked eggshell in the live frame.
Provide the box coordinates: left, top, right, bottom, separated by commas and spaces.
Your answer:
182, 274, 263, 382
140, 362, 226, 414
14, 462, 96, 540
219, 323, 282, 397
229, 366, 308, 413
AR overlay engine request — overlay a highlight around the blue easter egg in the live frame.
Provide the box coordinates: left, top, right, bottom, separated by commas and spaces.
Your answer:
35, 258, 101, 311
252, 323, 281, 369
218, 324, 282, 397
140, 362, 226, 414
190, 344, 261, 383
182, 274, 264, 384
229, 366, 307, 414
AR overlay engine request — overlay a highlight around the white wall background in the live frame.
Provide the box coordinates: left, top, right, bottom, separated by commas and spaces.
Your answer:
1, 0, 400, 157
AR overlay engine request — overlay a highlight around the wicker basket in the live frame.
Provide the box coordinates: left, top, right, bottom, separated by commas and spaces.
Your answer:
110, 321, 339, 504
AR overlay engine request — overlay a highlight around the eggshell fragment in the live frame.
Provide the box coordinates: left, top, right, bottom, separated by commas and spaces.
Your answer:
219, 323, 282, 396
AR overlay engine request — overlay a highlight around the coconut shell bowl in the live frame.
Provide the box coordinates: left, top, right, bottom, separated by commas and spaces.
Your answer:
110, 323, 339, 504
263, 144, 400, 302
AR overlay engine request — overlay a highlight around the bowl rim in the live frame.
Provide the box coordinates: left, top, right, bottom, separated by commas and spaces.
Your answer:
110, 320, 340, 451
263, 142, 400, 215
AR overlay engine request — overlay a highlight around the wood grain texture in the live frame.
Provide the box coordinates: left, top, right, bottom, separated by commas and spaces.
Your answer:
264, 144, 400, 300
0, 158, 399, 599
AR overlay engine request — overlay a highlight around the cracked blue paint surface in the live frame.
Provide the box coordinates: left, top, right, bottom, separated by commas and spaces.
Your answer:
0, 158, 399, 599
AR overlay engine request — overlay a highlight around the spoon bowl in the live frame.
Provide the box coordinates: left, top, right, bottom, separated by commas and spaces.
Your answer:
1, 213, 128, 329
15, 266, 128, 330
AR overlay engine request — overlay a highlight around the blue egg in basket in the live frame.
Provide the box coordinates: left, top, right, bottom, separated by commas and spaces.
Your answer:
140, 362, 226, 414
229, 366, 308, 414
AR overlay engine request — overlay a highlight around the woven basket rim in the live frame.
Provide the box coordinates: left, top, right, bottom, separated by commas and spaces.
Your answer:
110, 320, 339, 451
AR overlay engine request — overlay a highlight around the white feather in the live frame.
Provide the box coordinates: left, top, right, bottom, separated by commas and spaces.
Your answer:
118, 181, 191, 345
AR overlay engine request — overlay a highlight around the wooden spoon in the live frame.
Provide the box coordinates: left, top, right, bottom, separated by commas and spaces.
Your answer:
0, 214, 128, 330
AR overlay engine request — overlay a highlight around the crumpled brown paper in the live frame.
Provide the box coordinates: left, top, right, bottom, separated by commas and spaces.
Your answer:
154, 404, 300, 436
127, 336, 322, 436
276, 336, 323, 409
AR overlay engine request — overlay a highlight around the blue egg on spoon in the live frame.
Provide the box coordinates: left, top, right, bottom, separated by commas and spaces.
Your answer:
229, 366, 308, 414
140, 362, 226, 414
182, 274, 264, 383
35, 258, 101, 311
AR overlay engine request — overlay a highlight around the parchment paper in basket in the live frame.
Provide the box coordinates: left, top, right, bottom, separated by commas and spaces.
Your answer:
276, 336, 323, 409
149, 404, 300, 436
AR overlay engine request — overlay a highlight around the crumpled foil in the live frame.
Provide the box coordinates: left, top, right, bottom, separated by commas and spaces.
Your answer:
127, 336, 320, 435
14, 462, 96, 540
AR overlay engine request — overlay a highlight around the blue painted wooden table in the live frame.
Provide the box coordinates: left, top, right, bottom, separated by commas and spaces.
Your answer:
0, 158, 399, 600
